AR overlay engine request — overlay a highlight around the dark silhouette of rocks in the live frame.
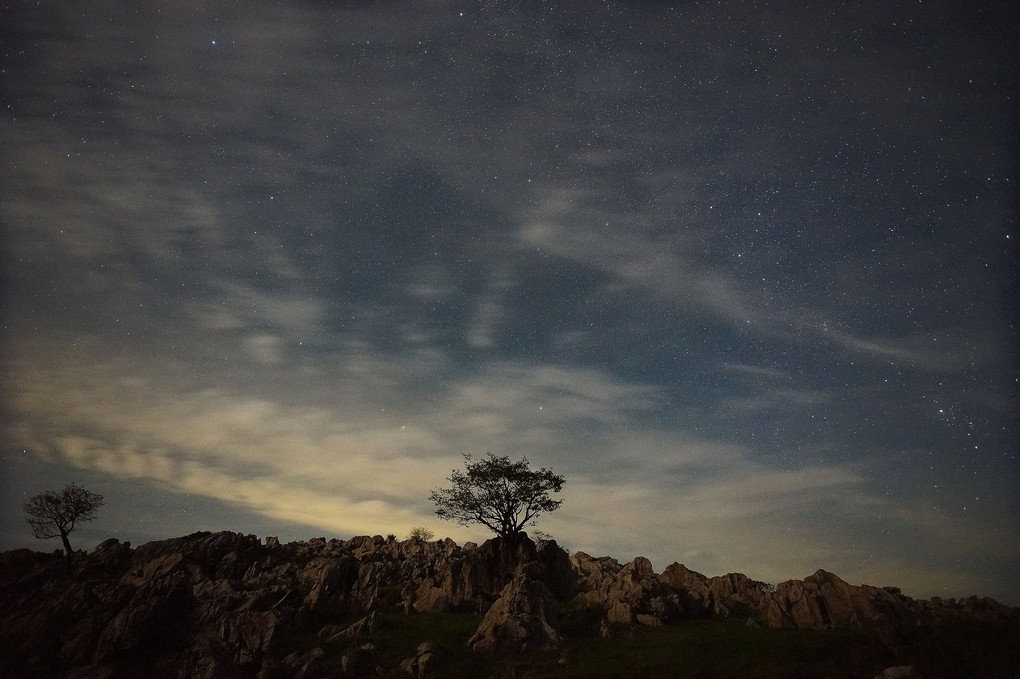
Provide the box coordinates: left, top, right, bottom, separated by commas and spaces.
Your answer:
0, 531, 1015, 677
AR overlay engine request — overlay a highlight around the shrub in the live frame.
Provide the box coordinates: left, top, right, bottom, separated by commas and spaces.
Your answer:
408, 526, 434, 543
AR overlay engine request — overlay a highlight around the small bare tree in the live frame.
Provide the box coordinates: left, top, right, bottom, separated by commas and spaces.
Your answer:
24, 482, 105, 558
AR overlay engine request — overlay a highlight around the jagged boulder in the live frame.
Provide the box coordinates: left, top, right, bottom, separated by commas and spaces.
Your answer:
535, 538, 576, 600
90, 538, 133, 570
350, 561, 384, 612
409, 536, 572, 613
660, 562, 716, 616
399, 641, 443, 677
257, 647, 324, 679
299, 554, 359, 619
340, 645, 379, 676
875, 667, 922, 679
570, 551, 623, 598
128, 531, 264, 582
573, 555, 681, 626
704, 571, 773, 618
92, 568, 196, 665
920, 594, 1018, 622
467, 565, 561, 653
765, 570, 920, 631
323, 610, 381, 642
604, 557, 679, 625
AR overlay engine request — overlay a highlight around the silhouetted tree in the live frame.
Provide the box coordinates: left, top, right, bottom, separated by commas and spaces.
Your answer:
24, 482, 104, 558
429, 453, 564, 541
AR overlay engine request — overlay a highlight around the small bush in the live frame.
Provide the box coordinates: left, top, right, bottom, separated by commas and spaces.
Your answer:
408, 526, 434, 543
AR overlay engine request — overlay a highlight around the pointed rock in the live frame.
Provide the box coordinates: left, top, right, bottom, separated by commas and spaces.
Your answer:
468, 565, 560, 653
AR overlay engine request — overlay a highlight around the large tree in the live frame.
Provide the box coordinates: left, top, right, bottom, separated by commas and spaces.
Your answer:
429, 453, 565, 541
24, 482, 105, 558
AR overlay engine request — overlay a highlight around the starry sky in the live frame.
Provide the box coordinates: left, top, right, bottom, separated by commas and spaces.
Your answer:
1, 1, 1018, 603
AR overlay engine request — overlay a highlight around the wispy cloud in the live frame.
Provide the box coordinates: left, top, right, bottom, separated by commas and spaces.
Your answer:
519, 189, 990, 373
820, 328, 992, 371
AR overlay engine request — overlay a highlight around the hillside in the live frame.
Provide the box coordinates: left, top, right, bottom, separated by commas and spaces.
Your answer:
1, 531, 1016, 678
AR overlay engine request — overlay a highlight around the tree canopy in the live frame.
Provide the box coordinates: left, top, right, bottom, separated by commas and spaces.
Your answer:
24, 482, 105, 558
429, 453, 565, 541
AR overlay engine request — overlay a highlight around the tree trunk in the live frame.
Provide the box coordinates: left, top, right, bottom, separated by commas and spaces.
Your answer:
59, 530, 73, 559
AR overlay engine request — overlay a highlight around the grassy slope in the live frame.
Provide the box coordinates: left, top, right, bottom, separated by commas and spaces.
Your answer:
278, 603, 1020, 679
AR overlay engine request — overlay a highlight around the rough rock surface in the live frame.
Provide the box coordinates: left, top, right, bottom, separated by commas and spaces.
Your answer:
764, 569, 922, 631
1, 530, 1015, 677
573, 555, 681, 626
399, 641, 443, 677
323, 610, 381, 642
467, 565, 561, 653
407, 536, 572, 614
875, 667, 923, 679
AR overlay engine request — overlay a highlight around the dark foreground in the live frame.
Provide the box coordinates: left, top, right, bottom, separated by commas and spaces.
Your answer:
1, 531, 1016, 678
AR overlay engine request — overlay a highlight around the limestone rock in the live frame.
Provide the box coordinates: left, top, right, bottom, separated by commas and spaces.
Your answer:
765, 570, 920, 632
92, 572, 195, 664
340, 645, 378, 676
214, 607, 284, 665
875, 667, 922, 679
408, 536, 573, 614
300, 555, 357, 618
1, 529, 1016, 677
258, 647, 324, 679
467, 566, 561, 653
660, 563, 716, 616
570, 551, 623, 598
574, 556, 681, 625
399, 641, 443, 677
325, 610, 381, 642
535, 538, 576, 600
350, 561, 383, 612
705, 571, 771, 618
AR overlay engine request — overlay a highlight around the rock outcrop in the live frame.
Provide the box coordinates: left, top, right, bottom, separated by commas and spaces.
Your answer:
0, 531, 565, 677
569, 552, 1019, 651
399, 641, 443, 677
875, 667, 923, 679
467, 565, 561, 653
573, 555, 681, 626
0, 530, 1015, 678
763, 569, 922, 631
406, 536, 573, 614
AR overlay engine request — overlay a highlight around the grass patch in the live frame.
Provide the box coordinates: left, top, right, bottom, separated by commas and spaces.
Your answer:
901, 618, 1020, 679
277, 608, 488, 677
534, 617, 895, 679
372, 609, 486, 675
274, 606, 1019, 679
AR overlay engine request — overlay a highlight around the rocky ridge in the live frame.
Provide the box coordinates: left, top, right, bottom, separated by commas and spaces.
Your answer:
0, 531, 1015, 678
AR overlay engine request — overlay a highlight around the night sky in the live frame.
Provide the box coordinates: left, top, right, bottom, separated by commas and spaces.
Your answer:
2, 2, 1018, 604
